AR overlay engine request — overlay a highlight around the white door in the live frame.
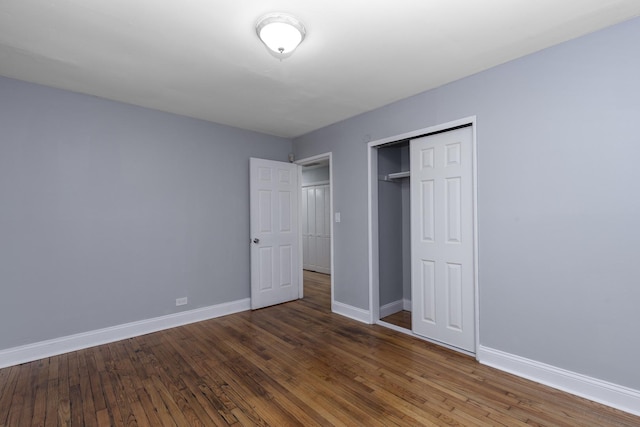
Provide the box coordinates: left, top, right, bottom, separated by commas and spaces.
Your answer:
410, 126, 475, 352
250, 158, 301, 309
302, 185, 331, 274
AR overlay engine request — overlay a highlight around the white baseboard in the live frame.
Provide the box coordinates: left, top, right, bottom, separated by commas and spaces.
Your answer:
379, 300, 404, 318
403, 298, 412, 311
332, 301, 370, 324
478, 345, 640, 416
0, 298, 251, 369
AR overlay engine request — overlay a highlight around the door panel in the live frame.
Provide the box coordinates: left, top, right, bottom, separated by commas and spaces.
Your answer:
250, 158, 300, 309
411, 127, 475, 352
420, 260, 436, 323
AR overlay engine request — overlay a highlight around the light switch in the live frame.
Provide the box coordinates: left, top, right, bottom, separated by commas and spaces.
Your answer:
335, 212, 341, 223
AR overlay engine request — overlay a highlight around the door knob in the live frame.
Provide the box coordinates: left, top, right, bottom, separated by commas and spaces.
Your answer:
253, 238, 260, 244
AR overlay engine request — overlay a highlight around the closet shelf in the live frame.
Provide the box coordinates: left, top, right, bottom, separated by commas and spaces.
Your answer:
386, 171, 410, 180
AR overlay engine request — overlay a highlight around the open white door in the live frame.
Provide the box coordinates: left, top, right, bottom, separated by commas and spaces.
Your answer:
250, 158, 301, 309
410, 126, 475, 352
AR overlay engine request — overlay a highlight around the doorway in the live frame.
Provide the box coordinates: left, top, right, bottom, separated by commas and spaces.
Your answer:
367, 117, 479, 356
297, 153, 334, 307
301, 166, 331, 275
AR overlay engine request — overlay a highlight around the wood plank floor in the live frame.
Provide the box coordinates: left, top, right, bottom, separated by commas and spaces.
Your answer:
380, 310, 412, 330
1, 271, 638, 426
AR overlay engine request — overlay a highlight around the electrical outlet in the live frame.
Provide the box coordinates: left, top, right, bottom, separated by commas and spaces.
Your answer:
176, 297, 188, 306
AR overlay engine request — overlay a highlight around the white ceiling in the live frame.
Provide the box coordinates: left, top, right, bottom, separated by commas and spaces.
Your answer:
1, 1, 639, 138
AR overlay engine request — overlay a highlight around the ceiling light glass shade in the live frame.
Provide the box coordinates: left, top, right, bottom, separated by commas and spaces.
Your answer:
256, 13, 306, 59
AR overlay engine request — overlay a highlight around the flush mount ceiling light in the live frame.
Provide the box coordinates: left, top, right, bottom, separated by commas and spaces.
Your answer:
256, 13, 306, 59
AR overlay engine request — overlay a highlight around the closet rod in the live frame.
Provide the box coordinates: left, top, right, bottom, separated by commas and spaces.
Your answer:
375, 123, 472, 149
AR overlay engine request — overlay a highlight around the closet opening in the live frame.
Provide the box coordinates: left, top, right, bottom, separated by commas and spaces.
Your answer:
377, 141, 412, 331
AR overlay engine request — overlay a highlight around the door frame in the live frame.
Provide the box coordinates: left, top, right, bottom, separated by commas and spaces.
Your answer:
367, 116, 479, 357
296, 152, 334, 305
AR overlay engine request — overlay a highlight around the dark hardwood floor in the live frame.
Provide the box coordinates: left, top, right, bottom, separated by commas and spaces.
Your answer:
380, 310, 412, 330
1, 271, 638, 426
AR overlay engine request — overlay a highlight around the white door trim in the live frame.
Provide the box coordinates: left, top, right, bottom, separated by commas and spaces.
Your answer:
302, 180, 330, 187
296, 153, 334, 305
367, 116, 480, 357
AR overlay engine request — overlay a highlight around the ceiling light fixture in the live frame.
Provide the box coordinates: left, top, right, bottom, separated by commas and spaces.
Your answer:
256, 13, 306, 59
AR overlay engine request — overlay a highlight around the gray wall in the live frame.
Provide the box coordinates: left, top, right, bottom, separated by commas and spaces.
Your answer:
0, 76, 291, 350
293, 18, 640, 390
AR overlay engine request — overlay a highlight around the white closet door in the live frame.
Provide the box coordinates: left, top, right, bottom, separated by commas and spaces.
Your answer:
302, 188, 310, 270
315, 185, 331, 274
410, 127, 475, 352
302, 184, 331, 274
308, 187, 317, 270
321, 185, 331, 272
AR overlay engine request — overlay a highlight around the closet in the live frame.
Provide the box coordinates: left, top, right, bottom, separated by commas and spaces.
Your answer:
373, 125, 476, 354
377, 142, 412, 326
